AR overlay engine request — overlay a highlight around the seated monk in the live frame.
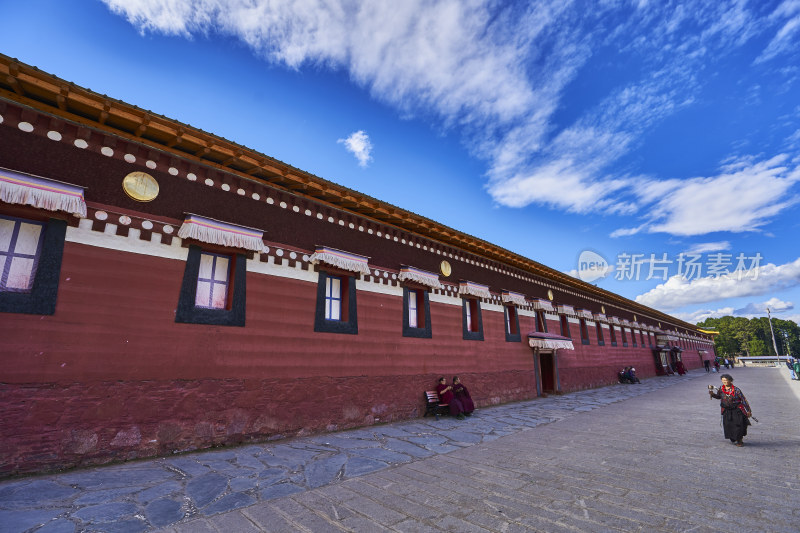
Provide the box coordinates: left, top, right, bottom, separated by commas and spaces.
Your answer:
452, 376, 474, 416
436, 377, 465, 419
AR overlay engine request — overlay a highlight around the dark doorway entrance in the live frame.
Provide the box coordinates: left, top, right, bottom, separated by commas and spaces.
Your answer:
539, 351, 556, 394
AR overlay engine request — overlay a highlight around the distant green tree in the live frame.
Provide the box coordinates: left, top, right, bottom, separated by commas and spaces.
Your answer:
696, 315, 800, 357
747, 338, 768, 357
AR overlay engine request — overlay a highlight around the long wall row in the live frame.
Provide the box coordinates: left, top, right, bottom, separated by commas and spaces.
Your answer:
0, 92, 714, 476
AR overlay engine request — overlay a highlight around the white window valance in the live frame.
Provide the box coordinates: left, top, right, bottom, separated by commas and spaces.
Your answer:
528, 332, 575, 350
178, 214, 265, 252
557, 304, 575, 316
398, 265, 443, 289
309, 245, 371, 275
609, 316, 621, 325
576, 309, 593, 319
594, 313, 607, 322
531, 298, 555, 312
458, 280, 491, 299
501, 290, 527, 307
0, 167, 86, 218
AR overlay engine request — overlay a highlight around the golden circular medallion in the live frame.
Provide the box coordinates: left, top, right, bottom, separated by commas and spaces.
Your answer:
440, 260, 452, 277
601, 305, 606, 314
547, 289, 554, 301
633, 314, 637, 321
122, 171, 159, 202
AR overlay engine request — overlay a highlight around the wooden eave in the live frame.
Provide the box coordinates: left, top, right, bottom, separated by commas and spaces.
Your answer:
0, 54, 702, 333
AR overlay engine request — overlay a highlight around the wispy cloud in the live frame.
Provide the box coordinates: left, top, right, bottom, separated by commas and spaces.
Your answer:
779, 313, 800, 325
754, 0, 800, 64
338, 130, 373, 167
674, 297, 795, 324
615, 155, 800, 236
683, 241, 731, 255
672, 307, 735, 323
734, 297, 794, 315
102, 0, 800, 236
635, 257, 800, 311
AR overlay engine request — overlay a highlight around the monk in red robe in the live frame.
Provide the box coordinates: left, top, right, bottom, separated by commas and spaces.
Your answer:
452, 376, 474, 416
436, 377, 465, 419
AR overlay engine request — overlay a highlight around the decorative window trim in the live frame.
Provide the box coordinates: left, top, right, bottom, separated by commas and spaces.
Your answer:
178, 214, 265, 252
309, 246, 370, 275
504, 305, 521, 343
536, 310, 548, 333
458, 280, 491, 299
501, 290, 527, 307
402, 286, 432, 338
531, 298, 555, 312
399, 265, 442, 290
557, 304, 575, 316
175, 245, 246, 327
0, 167, 86, 218
579, 318, 590, 345
462, 297, 484, 341
314, 269, 358, 335
0, 216, 66, 315
595, 322, 605, 346
559, 315, 572, 338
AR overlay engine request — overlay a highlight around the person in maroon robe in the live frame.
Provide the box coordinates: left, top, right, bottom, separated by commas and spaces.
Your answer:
452, 376, 474, 416
436, 377, 465, 419
675, 360, 687, 375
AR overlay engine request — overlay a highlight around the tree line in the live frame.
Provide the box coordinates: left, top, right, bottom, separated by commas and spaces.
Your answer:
696, 316, 800, 358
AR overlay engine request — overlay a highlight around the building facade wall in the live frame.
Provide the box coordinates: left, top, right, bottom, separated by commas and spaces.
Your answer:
0, 98, 714, 476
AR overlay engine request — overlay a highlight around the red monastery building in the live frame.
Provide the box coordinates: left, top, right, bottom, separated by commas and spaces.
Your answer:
0, 54, 715, 476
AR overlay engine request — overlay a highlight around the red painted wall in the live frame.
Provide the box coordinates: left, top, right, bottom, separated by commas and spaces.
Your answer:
0, 243, 711, 477
1, 242, 540, 475
0, 102, 714, 476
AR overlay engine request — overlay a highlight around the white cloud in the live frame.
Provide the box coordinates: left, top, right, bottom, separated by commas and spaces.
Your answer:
610, 225, 647, 238
683, 241, 731, 255
754, 0, 800, 64
337, 130, 373, 167
104, 0, 546, 128
102, 1, 800, 237
779, 313, 800, 325
671, 307, 735, 323
671, 297, 794, 323
734, 297, 794, 315
635, 257, 800, 311
619, 155, 800, 236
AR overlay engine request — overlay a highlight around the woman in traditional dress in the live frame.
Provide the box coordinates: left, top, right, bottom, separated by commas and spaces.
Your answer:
708, 374, 752, 447
452, 376, 474, 416
436, 377, 465, 419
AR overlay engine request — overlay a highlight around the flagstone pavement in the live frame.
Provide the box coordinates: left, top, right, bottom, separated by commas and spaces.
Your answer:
2, 366, 798, 532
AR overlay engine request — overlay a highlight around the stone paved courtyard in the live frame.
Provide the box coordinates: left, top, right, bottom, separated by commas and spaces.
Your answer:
2, 366, 798, 532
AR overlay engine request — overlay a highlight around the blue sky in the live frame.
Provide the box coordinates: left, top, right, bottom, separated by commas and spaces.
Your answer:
2, 0, 800, 326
